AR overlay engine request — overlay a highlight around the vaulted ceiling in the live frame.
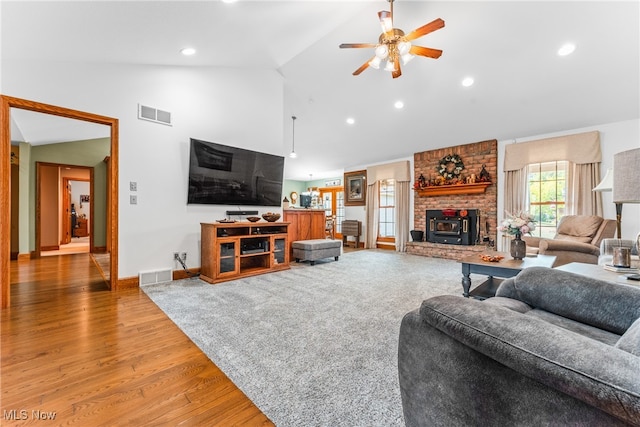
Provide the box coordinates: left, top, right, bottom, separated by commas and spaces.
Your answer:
3, 1, 638, 180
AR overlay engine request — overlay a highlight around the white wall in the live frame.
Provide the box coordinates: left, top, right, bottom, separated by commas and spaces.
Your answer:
497, 119, 640, 250
4, 60, 284, 277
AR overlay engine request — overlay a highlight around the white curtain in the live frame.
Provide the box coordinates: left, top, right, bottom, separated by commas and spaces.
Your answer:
566, 162, 603, 216
503, 131, 601, 171
504, 167, 528, 216
395, 180, 410, 252
366, 161, 411, 183
502, 167, 528, 250
365, 181, 379, 249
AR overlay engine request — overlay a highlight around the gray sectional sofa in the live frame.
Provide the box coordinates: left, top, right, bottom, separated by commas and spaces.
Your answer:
398, 267, 640, 426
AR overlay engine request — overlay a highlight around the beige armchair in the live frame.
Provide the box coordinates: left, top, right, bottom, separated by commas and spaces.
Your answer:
523, 215, 616, 267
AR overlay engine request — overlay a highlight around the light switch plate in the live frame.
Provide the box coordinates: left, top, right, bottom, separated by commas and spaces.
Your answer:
130, 195, 137, 205
130, 181, 137, 191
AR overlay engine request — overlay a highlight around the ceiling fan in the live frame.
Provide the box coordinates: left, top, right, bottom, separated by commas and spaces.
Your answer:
339, 0, 444, 79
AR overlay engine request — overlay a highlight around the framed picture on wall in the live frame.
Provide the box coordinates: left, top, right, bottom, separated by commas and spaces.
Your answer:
344, 170, 366, 206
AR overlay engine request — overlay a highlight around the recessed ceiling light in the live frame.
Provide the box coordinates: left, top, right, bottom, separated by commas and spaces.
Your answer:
180, 47, 196, 56
462, 77, 474, 87
346, 117, 355, 125
394, 101, 404, 109
557, 43, 576, 56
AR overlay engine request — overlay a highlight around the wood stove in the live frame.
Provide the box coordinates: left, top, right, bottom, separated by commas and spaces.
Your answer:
426, 209, 480, 245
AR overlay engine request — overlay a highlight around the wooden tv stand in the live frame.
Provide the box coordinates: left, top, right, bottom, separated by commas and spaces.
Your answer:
200, 222, 290, 284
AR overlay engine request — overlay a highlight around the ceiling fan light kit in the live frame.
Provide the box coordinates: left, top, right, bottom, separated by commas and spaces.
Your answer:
340, 0, 444, 79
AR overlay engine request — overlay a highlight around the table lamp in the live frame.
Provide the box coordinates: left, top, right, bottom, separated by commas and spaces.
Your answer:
612, 148, 640, 241
592, 168, 618, 236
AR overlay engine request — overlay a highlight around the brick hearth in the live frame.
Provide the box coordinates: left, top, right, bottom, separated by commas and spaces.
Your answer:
406, 241, 489, 261
408, 139, 498, 260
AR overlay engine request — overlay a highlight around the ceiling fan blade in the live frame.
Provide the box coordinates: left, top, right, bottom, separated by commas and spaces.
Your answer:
352, 58, 373, 76
378, 10, 393, 34
339, 43, 377, 49
405, 18, 445, 41
392, 59, 402, 79
409, 45, 443, 59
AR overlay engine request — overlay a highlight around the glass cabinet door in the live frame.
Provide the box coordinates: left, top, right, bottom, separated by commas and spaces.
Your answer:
273, 237, 287, 265
217, 241, 238, 276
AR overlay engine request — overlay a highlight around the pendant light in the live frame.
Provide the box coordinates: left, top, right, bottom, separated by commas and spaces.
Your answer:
289, 115, 297, 159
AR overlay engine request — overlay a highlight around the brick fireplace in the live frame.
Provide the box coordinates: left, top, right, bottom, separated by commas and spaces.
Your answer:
407, 139, 498, 261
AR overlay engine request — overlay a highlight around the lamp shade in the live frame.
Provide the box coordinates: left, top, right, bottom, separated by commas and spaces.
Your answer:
612, 148, 640, 203
592, 168, 613, 192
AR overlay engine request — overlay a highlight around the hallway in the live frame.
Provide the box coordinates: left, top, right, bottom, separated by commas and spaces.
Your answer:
41, 236, 90, 257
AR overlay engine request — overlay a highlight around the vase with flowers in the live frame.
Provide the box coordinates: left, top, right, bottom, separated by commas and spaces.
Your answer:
498, 212, 537, 260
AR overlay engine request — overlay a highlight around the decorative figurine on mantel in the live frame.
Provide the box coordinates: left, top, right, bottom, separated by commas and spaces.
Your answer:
413, 173, 428, 190
478, 164, 491, 182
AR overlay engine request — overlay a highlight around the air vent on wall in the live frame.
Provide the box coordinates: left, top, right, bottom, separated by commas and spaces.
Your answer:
138, 103, 172, 126
139, 268, 172, 286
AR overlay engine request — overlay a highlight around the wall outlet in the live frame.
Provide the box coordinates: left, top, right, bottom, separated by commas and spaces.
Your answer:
180, 252, 187, 261
130, 181, 137, 191
173, 252, 180, 261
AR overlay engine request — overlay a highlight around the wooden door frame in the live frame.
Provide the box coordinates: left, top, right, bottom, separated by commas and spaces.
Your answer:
36, 164, 92, 254
1, 95, 119, 308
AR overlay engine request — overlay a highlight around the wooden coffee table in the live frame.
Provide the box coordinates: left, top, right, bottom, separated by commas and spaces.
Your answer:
460, 252, 557, 299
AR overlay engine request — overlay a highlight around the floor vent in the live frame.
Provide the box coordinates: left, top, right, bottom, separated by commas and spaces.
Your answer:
139, 268, 173, 286
138, 103, 172, 126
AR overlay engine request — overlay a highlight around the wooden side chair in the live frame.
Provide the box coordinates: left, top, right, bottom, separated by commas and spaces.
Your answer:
325, 215, 335, 240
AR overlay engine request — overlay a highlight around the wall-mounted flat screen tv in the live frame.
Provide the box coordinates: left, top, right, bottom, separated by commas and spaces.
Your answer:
188, 138, 284, 206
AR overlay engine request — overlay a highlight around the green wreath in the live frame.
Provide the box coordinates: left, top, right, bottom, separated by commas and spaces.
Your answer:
437, 154, 464, 180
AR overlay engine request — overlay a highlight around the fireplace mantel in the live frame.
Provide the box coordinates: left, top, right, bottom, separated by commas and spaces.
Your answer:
416, 182, 491, 197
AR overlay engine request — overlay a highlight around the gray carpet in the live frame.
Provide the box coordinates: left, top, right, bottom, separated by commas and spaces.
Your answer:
142, 249, 468, 426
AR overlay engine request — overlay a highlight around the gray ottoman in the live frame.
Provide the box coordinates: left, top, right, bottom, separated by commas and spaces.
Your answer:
292, 239, 341, 265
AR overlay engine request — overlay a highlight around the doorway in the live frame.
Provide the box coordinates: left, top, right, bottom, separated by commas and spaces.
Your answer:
319, 186, 345, 240
1, 95, 119, 308
39, 165, 93, 256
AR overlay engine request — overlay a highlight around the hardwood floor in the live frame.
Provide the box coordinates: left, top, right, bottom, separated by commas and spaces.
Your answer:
2, 254, 273, 426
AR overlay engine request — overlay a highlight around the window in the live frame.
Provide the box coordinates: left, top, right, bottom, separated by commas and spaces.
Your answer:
379, 179, 395, 238
527, 161, 567, 239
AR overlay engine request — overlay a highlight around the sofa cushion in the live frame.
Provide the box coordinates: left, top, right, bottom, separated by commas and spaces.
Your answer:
495, 267, 640, 335
525, 308, 621, 346
483, 296, 532, 313
555, 215, 603, 243
616, 317, 640, 356
485, 291, 622, 345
